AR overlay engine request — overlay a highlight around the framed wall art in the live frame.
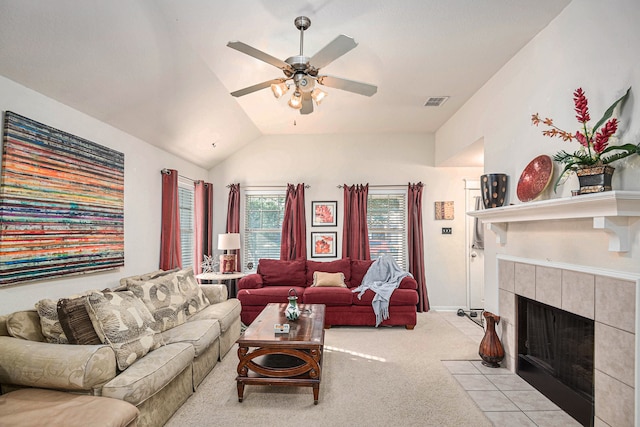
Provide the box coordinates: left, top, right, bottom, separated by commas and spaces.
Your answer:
311, 232, 337, 258
434, 201, 454, 220
312, 201, 337, 227
0, 112, 125, 286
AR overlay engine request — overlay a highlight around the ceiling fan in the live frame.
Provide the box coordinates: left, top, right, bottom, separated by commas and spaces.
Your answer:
227, 16, 377, 115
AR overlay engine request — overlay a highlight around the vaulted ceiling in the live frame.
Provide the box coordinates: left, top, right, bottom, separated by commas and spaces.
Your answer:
0, 1, 571, 169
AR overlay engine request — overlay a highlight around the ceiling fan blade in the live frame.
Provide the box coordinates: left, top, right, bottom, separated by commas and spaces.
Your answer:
300, 92, 313, 115
317, 75, 377, 97
310, 35, 358, 70
227, 41, 293, 73
230, 78, 285, 97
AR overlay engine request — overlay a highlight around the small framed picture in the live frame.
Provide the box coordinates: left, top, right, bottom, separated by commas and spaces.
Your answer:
312, 201, 337, 227
311, 232, 337, 258
434, 201, 454, 220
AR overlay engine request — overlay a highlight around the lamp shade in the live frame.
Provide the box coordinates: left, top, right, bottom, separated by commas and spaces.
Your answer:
218, 233, 241, 250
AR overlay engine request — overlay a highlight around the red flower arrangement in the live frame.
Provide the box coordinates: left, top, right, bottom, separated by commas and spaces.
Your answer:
532, 87, 637, 190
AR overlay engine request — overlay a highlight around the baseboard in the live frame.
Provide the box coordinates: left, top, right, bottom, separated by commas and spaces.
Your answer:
431, 306, 466, 312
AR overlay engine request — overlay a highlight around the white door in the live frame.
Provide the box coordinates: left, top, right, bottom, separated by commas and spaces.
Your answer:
465, 180, 485, 310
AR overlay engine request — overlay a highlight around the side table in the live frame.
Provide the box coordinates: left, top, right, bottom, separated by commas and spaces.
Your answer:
196, 271, 246, 298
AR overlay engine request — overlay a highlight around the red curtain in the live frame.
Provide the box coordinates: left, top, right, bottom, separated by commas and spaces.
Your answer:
226, 183, 241, 272
226, 184, 240, 233
280, 183, 307, 260
408, 182, 429, 312
160, 169, 181, 270
194, 181, 213, 274
342, 184, 370, 260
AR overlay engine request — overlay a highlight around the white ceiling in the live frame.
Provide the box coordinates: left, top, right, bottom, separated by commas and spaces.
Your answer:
0, 0, 571, 169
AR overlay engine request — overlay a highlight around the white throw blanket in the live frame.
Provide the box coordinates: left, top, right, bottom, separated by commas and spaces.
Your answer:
352, 255, 412, 326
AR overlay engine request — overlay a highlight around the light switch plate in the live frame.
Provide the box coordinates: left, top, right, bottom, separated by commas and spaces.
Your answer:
442, 228, 452, 235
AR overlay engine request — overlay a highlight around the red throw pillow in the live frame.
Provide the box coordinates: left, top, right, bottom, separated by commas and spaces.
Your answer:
350, 259, 374, 287
306, 258, 351, 287
257, 258, 306, 287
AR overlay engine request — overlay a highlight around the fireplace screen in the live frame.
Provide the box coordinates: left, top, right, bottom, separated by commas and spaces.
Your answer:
517, 296, 594, 426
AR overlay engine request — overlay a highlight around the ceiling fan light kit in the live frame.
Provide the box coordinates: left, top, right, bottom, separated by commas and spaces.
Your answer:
288, 91, 303, 109
228, 16, 377, 115
270, 82, 289, 99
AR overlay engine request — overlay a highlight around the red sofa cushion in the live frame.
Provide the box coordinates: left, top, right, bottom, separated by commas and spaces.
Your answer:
351, 288, 419, 306
350, 259, 374, 287
306, 258, 351, 287
237, 286, 306, 306
302, 287, 353, 306
257, 258, 306, 287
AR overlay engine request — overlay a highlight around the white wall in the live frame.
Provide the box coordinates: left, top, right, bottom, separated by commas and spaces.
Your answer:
209, 133, 482, 310
0, 76, 208, 315
436, 0, 640, 312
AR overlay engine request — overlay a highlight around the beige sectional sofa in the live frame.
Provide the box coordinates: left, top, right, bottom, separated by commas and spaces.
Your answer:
0, 267, 242, 427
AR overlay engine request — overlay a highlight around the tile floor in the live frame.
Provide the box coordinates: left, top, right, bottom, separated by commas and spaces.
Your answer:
438, 311, 583, 427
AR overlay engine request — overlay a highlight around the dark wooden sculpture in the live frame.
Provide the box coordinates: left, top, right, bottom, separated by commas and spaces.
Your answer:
479, 311, 505, 368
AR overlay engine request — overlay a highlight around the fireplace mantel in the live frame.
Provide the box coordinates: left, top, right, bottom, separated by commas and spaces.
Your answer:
467, 191, 640, 252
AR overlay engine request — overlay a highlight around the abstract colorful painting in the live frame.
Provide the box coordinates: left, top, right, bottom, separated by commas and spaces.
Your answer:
0, 112, 124, 286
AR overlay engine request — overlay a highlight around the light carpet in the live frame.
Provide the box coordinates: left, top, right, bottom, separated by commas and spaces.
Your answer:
165, 311, 493, 427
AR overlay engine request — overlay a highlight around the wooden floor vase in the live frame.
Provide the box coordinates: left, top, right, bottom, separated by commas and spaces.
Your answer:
479, 311, 504, 368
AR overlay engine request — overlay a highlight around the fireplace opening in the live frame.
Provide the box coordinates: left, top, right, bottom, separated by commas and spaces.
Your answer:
517, 296, 594, 426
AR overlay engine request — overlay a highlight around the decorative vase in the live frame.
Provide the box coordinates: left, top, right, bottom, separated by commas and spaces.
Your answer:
285, 288, 300, 321
576, 165, 614, 194
479, 311, 504, 368
480, 174, 508, 208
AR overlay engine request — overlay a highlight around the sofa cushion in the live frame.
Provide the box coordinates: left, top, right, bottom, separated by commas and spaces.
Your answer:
6, 310, 45, 342
101, 342, 194, 406
303, 287, 353, 306
312, 271, 347, 288
257, 258, 306, 287
187, 298, 242, 334
34, 299, 68, 344
351, 288, 419, 306
306, 258, 351, 287
118, 267, 180, 289
175, 268, 210, 315
350, 259, 374, 287
57, 297, 102, 345
0, 388, 140, 427
84, 291, 164, 371
127, 275, 188, 332
237, 286, 306, 306
161, 319, 220, 357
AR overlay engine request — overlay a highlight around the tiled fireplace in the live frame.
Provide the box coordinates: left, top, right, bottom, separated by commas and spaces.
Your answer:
468, 191, 640, 426
497, 257, 636, 426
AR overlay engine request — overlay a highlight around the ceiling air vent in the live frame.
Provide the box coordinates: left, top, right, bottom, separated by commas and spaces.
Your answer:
424, 96, 449, 107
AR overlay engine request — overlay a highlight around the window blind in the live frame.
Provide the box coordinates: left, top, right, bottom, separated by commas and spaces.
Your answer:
243, 193, 286, 271
178, 185, 194, 267
367, 191, 407, 269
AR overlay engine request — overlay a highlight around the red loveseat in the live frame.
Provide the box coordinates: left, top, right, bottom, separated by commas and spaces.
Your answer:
236, 258, 419, 329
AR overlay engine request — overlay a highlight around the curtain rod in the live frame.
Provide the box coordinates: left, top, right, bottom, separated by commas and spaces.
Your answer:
161, 168, 196, 182
336, 184, 406, 189
227, 184, 311, 189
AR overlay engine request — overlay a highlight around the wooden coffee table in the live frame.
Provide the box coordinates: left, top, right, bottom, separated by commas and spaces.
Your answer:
236, 303, 325, 404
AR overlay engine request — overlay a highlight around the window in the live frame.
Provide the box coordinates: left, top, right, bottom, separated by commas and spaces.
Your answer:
243, 192, 286, 271
367, 190, 407, 269
178, 182, 194, 267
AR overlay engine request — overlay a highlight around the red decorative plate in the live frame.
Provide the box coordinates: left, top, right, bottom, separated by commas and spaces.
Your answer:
517, 155, 553, 202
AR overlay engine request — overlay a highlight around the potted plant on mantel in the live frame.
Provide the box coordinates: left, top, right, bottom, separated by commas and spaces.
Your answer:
532, 87, 639, 193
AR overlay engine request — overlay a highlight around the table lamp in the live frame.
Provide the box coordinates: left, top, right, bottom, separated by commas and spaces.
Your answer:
218, 233, 241, 273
